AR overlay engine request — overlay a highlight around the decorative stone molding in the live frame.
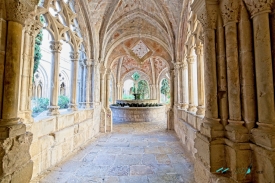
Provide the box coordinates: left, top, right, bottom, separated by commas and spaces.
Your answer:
244, 0, 274, 17
70, 51, 80, 61
50, 41, 62, 52
220, 0, 240, 25
187, 56, 195, 64
194, 45, 203, 56
4, 0, 39, 24
84, 59, 93, 66
47, 106, 60, 116
191, 0, 218, 30
99, 63, 106, 74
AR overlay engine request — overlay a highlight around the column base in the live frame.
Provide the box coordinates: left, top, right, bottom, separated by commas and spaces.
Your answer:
196, 106, 205, 115
0, 121, 33, 183
251, 122, 275, 150
47, 106, 60, 116
225, 120, 249, 142
181, 103, 188, 110
68, 104, 78, 111
201, 117, 224, 138
187, 104, 197, 113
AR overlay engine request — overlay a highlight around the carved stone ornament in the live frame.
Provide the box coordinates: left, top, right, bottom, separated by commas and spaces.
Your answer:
194, 45, 203, 56
244, 0, 274, 17
187, 56, 195, 64
84, 59, 93, 66
220, 0, 240, 25
70, 52, 80, 61
191, 0, 218, 30
50, 41, 62, 52
4, 0, 39, 24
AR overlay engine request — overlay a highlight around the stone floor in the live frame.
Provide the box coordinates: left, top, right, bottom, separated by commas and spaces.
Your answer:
32, 121, 195, 183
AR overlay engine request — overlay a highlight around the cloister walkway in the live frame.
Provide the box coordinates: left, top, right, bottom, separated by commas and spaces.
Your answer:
32, 121, 195, 183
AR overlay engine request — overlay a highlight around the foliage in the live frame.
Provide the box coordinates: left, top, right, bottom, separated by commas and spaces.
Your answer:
161, 79, 170, 97
137, 80, 149, 99
32, 97, 49, 114
33, 15, 45, 76
58, 95, 70, 109
122, 94, 134, 100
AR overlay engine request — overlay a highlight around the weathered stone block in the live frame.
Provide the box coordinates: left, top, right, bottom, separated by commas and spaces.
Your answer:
56, 113, 74, 131
54, 126, 74, 145
11, 161, 33, 183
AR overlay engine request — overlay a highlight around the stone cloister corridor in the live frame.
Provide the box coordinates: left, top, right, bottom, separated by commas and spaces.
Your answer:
1, 0, 275, 183
32, 121, 194, 183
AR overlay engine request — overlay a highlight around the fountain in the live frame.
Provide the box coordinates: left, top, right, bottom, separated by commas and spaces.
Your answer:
110, 72, 166, 123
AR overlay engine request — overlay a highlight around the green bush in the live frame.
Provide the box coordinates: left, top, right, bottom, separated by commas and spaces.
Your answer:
58, 95, 70, 109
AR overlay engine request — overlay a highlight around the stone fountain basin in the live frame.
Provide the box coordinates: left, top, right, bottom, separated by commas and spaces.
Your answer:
110, 105, 166, 123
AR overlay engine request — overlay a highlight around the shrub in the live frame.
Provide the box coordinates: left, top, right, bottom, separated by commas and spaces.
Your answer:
58, 95, 70, 109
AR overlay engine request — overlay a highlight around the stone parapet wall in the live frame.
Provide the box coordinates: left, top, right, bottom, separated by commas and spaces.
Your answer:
111, 106, 166, 123
28, 109, 98, 179
174, 109, 203, 158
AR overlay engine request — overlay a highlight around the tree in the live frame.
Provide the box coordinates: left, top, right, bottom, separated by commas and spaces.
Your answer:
161, 79, 170, 102
137, 80, 149, 99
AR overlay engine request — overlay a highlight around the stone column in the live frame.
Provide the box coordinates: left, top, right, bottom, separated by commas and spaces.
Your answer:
220, 0, 249, 142
187, 56, 196, 112
105, 70, 112, 132
181, 61, 188, 109
90, 60, 97, 107
0, 1, 38, 182
195, 45, 205, 115
48, 41, 62, 116
116, 84, 121, 100
178, 63, 184, 106
100, 64, 106, 132
216, 14, 229, 128
68, 51, 80, 111
244, 0, 275, 148
84, 59, 92, 108
168, 69, 175, 130
238, 2, 256, 130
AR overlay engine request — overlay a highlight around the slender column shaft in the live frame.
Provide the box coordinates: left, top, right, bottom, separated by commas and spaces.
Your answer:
20, 26, 31, 111
68, 52, 79, 111
0, 18, 6, 119
253, 13, 275, 125
182, 63, 188, 109
238, 5, 256, 130
178, 65, 183, 104
2, 21, 23, 121
106, 73, 111, 107
216, 15, 228, 127
195, 46, 205, 115
225, 23, 242, 121
173, 69, 178, 105
48, 41, 62, 115
187, 57, 196, 112
85, 60, 92, 108
204, 29, 218, 120
100, 73, 106, 105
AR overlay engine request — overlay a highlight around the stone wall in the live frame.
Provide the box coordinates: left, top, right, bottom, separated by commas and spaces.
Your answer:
174, 109, 203, 158
28, 109, 99, 179
111, 106, 166, 123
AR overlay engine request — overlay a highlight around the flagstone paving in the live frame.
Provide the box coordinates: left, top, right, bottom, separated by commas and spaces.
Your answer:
33, 121, 195, 183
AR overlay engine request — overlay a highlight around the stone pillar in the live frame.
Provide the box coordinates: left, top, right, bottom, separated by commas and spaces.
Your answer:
105, 70, 112, 132
244, 0, 275, 149
195, 45, 205, 115
181, 61, 188, 110
84, 59, 92, 108
216, 14, 229, 128
90, 60, 97, 108
68, 51, 80, 111
178, 63, 183, 106
48, 41, 62, 116
238, 2, 256, 130
100, 64, 106, 132
0, 1, 38, 182
220, 0, 249, 142
168, 68, 175, 130
187, 56, 196, 112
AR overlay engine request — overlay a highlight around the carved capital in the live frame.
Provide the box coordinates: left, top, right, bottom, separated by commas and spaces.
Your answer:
194, 45, 203, 56
244, 0, 274, 17
187, 56, 195, 64
50, 41, 62, 52
70, 52, 80, 61
220, 0, 240, 25
4, 0, 39, 25
84, 59, 93, 66
191, 0, 218, 30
